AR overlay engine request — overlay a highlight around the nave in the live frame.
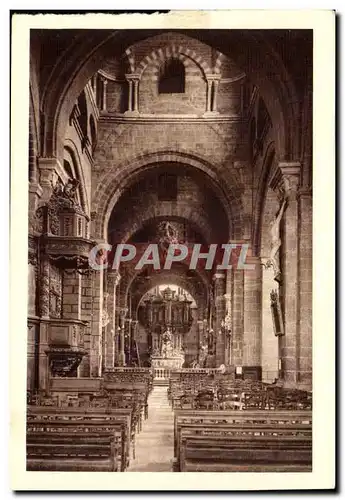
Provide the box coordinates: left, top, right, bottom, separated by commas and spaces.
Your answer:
26, 28, 313, 475
127, 386, 174, 472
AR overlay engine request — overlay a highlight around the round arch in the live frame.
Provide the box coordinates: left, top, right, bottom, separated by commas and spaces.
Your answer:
92, 150, 241, 241
39, 30, 300, 164
252, 141, 277, 255
121, 265, 210, 319
137, 44, 212, 80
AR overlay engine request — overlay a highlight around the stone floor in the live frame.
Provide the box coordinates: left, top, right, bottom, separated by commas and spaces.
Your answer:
127, 385, 174, 472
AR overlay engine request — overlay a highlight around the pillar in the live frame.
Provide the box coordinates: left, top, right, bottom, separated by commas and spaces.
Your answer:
212, 78, 220, 112
104, 271, 121, 369
133, 79, 139, 112
279, 162, 301, 386
224, 268, 233, 366
243, 256, 262, 378
298, 189, 312, 388
232, 269, 244, 366
261, 257, 279, 383
206, 78, 212, 112
101, 78, 108, 112
118, 307, 127, 366
90, 267, 104, 377
214, 272, 226, 366
79, 272, 93, 377
127, 77, 133, 112
38, 256, 50, 392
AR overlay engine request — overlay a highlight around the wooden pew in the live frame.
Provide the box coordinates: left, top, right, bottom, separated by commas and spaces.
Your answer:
27, 406, 132, 471
180, 433, 312, 472
27, 431, 118, 472
174, 409, 312, 472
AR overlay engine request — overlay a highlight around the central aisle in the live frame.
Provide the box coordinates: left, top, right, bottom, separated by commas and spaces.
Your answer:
127, 385, 174, 472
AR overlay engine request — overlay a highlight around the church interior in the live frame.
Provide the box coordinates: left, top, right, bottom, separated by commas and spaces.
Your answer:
27, 29, 313, 472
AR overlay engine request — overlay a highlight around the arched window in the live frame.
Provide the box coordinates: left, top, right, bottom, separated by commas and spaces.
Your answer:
158, 58, 185, 94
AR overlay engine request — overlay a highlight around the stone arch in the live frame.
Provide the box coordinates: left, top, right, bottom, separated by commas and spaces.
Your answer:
137, 44, 212, 80
213, 51, 226, 74
121, 265, 210, 318
92, 150, 242, 241
39, 30, 302, 172
131, 275, 207, 319
252, 141, 276, 255
113, 210, 213, 246
124, 47, 136, 73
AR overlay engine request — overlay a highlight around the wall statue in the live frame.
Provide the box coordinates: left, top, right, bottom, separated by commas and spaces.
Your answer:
268, 198, 287, 281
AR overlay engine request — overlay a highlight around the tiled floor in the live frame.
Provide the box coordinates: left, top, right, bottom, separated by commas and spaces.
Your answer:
127, 385, 174, 472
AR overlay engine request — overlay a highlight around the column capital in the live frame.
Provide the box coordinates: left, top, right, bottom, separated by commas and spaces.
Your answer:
205, 73, 221, 82
213, 272, 226, 280
270, 161, 301, 200
107, 270, 121, 286
125, 73, 140, 82
117, 307, 128, 318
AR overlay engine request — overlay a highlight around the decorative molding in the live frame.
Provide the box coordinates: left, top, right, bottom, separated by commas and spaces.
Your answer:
99, 113, 243, 124
98, 69, 126, 83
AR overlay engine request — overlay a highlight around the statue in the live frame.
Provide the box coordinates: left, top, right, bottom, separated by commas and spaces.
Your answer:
64, 178, 80, 203
161, 328, 173, 358
268, 198, 287, 281
198, 342, 208, 367
158, 221, 179, 255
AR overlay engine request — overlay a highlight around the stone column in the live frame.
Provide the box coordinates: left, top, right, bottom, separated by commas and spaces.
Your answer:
196, 320, 204, 360
270, 162, 302, 385
298, 188, 312, 389
104, 271, 121, 369
224, 268, 233, 365
131, 320, 139, 364
279, 162, 301, 386
243, 256, 262, 377
118, 307, 127, 366
261, 257, 279, 382
126, 76, 133, 112
38, 256, 50, 391
214, 272, 226, 366
133, 79, 139, 112
101, 78, 108, 112
212, 78, 220, 112
79, 272, 93, 377
232, 269, 244, 366
206, 78, 212, 113
90, 267, 104, 377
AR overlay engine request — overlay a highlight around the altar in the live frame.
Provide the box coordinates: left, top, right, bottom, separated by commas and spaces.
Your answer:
150, 328, 185, 371
139, 285, 193, 377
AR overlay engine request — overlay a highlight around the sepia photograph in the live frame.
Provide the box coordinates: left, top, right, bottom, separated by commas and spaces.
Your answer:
10, 10, 335, 491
